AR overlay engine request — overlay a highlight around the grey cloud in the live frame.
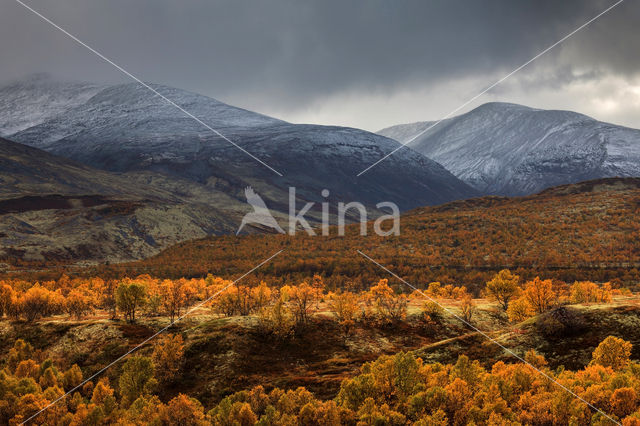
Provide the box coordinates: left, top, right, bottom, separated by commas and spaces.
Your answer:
0, 0, 638, 128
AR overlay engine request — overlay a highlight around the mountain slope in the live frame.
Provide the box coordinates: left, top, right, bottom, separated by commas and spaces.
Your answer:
0, 137, 256, 264
2, 77, 477, 211
0, 135, 168, 199
378, 102, 640, 195
0, 74, 103, 136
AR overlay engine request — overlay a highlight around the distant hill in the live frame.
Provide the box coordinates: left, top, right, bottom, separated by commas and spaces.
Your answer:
378, 102, 640, 196
55, 177, 640, 289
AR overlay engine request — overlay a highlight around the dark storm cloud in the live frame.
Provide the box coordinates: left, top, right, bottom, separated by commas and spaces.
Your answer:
1, 0, 638, 127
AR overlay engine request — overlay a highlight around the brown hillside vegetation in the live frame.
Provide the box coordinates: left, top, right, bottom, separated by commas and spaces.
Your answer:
30, 177, 638, 291
4, 333, 640, 425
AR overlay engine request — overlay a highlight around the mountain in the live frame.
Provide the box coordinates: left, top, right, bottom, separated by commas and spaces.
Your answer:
0, 136, 258, 264
0, 76, 479, 265
0, 76, 476, 212
0, 135, 161, 198
378, 102, 640, 195
0, 76, 477, 212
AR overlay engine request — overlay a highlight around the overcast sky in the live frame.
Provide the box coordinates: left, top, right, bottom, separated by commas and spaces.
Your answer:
1, 0, 639, 131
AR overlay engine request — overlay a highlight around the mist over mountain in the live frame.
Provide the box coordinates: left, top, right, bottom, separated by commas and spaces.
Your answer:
378, 102, 640, 196
0, 74, 104, 136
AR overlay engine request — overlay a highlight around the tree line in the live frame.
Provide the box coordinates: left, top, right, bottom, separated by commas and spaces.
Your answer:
0, 270, 626, 336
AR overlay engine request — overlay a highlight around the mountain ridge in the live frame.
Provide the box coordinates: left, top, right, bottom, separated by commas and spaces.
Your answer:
378, 102, 640, 195
2, 76, 477, 211
0, 76, 477, 265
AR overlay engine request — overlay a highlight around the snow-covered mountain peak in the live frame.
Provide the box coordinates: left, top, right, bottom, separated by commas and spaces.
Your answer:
378, 102, 640, 195
79, 82, 284, 128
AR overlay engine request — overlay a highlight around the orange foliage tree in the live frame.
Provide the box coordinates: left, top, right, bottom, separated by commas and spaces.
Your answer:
152, 334, 185, 383
285, 282, 322, 326
159, 279, 193, 322
522, 277, 557, 314
327, 290, 360, 333
591, 336, 633, 370
367, 279, 407, 323
116, 280, 147, 323
485, 269, 520, 310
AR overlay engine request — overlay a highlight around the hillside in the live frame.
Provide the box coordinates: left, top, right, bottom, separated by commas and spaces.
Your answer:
2, 176, 640, 424
0, 136, 170, 199
378, 102, 640, 196
14, 177, 636, 288
0, 137, 261, 264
